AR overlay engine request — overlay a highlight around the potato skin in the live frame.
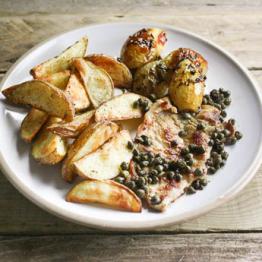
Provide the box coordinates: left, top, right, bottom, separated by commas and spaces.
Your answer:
169, 59, 206, 112
120, 28, 167, 70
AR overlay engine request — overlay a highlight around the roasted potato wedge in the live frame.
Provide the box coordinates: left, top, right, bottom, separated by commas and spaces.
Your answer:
66, 180, 142, 212
95, 93, 152, 122
30, 37, 88, 78
85, 54, 132, 88
64, 72, 90, 112
74, 130, 133, 180
169, 59, 205, 112
2, 80, 75, 121
73, 58, 113, 108
47, 110, 95, 138
163, 48, 208, 76
37, 70, 71, 89
133, 60, 170, 98
20, 108, 49, 143
120, 28, 167, 69
32, 118, 67, 165
62, 121, 119, 182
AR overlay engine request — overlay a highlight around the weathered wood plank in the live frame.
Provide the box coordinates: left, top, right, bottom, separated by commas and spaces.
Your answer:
0, 13, 261, 71
1, 0, 262, 15
0, 233, 262, 261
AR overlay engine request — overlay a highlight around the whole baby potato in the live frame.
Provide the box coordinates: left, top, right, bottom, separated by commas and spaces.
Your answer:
120, 28, 167, 70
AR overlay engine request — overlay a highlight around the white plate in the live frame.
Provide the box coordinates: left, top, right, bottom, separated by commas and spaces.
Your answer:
0, 22, 262, 231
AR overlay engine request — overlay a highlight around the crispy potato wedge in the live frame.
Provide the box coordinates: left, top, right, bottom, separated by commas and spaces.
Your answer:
74, 130, 133, 180
62, 121, 119, 182
85, 54, 132, 88
73, 58, 113, 108
47, 110, 95, 138
120, 28, 167, 69
169, 59, 205, 112
32, 118, 67, 165
95, 93, 152, 122
64, 72, 90, 112
30, 37, 88, 78
66, 180, 142, 212
2, 80, 75, 121
20, 108, 49, 143
37, 70, 71, 89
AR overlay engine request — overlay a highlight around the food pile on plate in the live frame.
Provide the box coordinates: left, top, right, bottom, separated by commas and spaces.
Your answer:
2, 28, 242, 212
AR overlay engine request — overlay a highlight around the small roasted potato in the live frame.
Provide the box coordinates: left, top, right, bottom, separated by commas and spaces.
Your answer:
32, 118, 67, 165
132, 60, 170, 98
2, 80, 75, 121
20, 108, 49, 143
120, 28, 167, 70
37, 70, 71, 89
47, 110, 95, 138
64, 73, 90, 112
62, 121, 119, 182
30, 37, 88, 78
85, 54, 132, 88
163, 48, 208, 76
66, 180, 142, 212
74, 130, 133, 180
95, 93, 152, 122
73, 58, 113, 108
169, 59, 206, 112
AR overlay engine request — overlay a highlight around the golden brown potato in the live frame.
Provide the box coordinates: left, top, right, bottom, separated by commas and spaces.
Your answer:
64, 72, 90, 112
2, 80, 75, 122
31, 118, 68, 165
73, 58, 113, 108
47, 110, 95, 138
62, 121, 119, 182
120, 28, 167, 70
169, 59, 206, 112
163, 48, 208, 76
85, 54, 132, 88
20, 108, 49, 143
30, 37, 88, 78
66, 180, 142, 212
132, 60, 170, 98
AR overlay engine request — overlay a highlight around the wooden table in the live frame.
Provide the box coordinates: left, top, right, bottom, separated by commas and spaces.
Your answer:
0, 0, 262, 260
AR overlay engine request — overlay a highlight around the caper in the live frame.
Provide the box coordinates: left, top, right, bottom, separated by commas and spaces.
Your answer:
141, 161, 149, 167
189, 144, 205, 155
208, 139, 214, 147
149, 94, 157, 102
213, 143, 224, 153
186, 159, 194, 166
221, 151, 229, 160
126, 181, 136, 190
194, 168, 202, 177
114, 176, 125, 184
221, 110, 227, 118
150, 169, 158, 177
197, 123, 205, 131
184, 153, 193, 161
171, 140, 178, 147
200, 178, 208, 186
133, 100, 139, 108
228, 118, 235, 125
151, 176, 159, 184
143, 105, 150, 112
206, 158, 213, 166
181, 148, 190, 155
212, 132, 218, 139
181, 112, 191, 120
220, 103, 226, 109
135, 137, 144, 144
133, 155, 140, 162
235, 131, 243, 140
136, 189, 145, 199
120, 162, 128, 170
150, 195, 161, 205
202, 97, 208, 105
226, 137, 237, 145
213, 162, 220, 170
147, 152, 154, 159
153, 157, 163, 165
178, 130, 187, 137
137, 177, 146, 186
174, 174, 182, 182
220, 161, 226, 167
182, 165, 192, 174
127, 141, 134, 150
224, 97, 231, 106
211, 89, 219, 99
166, 171, 175, 179
211, 151, 219, 159
137, 98, 143, 106
176, 160, 186, 170
138, 169, 146, 176
185, 186, 196, 195
213, 155, 222, 166
133, 148, 139, 156
217, 132, 225, 140
140, 153, 148, 161
214, 103, 222, 110
208, 167, 216, 175
156, 165, 164, 172
219, 117, 224, 123
192, 180, 202, 190
223, 90, 231, 98
120, 170, 130, 178
163, 163, 169, 171
223, 129, 231, 137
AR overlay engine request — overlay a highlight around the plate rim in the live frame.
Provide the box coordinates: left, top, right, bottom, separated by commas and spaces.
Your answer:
0, 21, 262, 231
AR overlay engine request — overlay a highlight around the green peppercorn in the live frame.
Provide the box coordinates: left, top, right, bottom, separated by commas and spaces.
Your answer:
126, 181, 136, 190
156, 165, 164, 173
150, 195, 161, 205
133, 100, 139, 108
235, 131, 243, 140
194, 168, 202, 177
115, 176, 125, 184
120, 162, 128, 170
127, 141, 134, 150
178, 130, 187, 137
120, 170, 130, 178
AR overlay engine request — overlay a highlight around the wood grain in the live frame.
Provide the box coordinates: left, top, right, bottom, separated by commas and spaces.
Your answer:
0, 233, 262, 261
